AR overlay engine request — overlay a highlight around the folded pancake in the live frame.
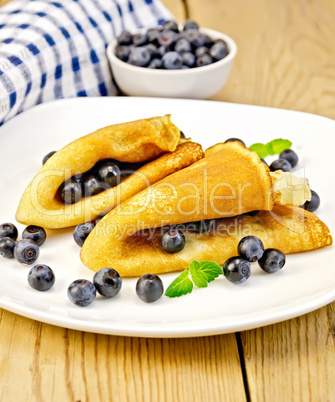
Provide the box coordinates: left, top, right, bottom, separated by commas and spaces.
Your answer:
80, 142, 324, 276
82, 206, 332, 276
15, 115, 204, 228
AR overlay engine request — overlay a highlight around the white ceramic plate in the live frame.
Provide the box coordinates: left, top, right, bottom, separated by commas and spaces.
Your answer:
0, 97, 334, 338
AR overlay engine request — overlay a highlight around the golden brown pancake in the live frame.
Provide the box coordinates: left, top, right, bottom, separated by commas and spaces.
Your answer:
15, 115, 204, 228
80, 142, 327, 276
81, 206, 332, 276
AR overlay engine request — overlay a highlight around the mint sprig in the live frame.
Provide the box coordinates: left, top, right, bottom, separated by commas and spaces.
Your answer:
165, 270, 193, 298
165, 261, 223, 298
249, 138, 292, 158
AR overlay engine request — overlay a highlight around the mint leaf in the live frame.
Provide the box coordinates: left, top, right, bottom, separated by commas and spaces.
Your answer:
165, 270, 193, 298
250, 138, 292, 158
249, 143, 269, 159
268, 138, 292, 154
189, 260, 223, 288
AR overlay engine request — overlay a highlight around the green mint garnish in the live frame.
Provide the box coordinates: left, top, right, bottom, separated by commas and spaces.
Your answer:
249, 138, 292, 159
189, 260, 222, 288
165, 260, 223, 298
164, 270, 193, 298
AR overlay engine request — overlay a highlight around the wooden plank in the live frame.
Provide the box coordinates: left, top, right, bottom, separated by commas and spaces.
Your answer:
241, 304, 335, 401
186, 0, 335, 119
0, 310, 246, 401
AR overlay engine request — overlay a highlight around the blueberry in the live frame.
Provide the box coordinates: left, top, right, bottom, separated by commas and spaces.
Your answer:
237, 236, 264, 262
117, 30, 133, 46
174, 38, 192, 53
182, 30, 207, 48
279, 149, 298, 168
42, 151, 56, 165
162, 20, 179, 33
82, 174, 105, 197
269, 158, 292, 172
0, 237, 16, 258
300, 190, 320, 212
224, 138, 246, 146
210, 40, 229, 61
14, 239, 39, 265
161, 229, 185, 253
195, 46, 208, 57
147, 28, 162, 44
158, 30, 178, 49
93, 268, 122, 297
22, 225, 46, 246
180, 130, 186, 138
28, 264, 55, 291
127, 47, 151, 67
58, 179, 82, 204
196, 53, 213, 67
0, 222, 18, 241
73, 223, 94, 247
162, 51, 183, 69
115, 45, 131, 62
132, 32, 148, 46
136, 273, 164, 303
223, 257, 251, 284
258, 249, 286, 273
148, 59, 163, 69
260, 158, 268, 166
181, 52, 196, 67
97, 160, 121, 188
183, 20, 199, 31
144, 43, 160, 58
185, 219, 216, 234
67, 279, 96, 307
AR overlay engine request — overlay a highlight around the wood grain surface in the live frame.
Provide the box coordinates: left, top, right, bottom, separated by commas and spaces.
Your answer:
0, 0, 334, 401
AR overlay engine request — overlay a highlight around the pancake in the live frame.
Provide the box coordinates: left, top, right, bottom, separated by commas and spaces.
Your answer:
15, 115, 204, 228
81, 206, 332, 276
80, 142, 325, 276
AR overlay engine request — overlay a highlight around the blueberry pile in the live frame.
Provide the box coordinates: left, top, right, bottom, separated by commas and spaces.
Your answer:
0, 222, 45, 265
55, 156, 144, 205
0, 222, 54, 292
223, 236, 286, 284
114, 19, 229, 70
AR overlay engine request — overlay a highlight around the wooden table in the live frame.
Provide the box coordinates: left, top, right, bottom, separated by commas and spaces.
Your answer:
0, 0, 334, 400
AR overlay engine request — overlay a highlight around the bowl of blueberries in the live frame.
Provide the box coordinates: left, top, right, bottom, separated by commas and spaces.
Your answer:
106, 19, 237, 99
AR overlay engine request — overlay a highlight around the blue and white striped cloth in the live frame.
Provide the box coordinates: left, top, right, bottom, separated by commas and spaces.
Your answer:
0, 0, 173, 125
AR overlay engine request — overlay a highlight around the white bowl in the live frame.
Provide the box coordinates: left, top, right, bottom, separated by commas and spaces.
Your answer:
106, 27, 237, 99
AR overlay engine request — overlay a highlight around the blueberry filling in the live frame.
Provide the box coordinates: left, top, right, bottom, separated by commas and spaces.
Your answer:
57, 158, 146, 205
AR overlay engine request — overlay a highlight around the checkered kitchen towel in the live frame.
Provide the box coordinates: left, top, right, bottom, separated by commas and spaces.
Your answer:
0, 0, 173, 125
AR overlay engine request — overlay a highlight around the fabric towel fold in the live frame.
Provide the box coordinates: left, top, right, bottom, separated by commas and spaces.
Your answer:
0, 0, 173, 125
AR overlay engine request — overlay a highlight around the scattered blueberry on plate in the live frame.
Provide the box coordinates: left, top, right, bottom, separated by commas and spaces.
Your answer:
93, 268, 122, 298
0, 237, 16, 258
14, 239, 40, 265
0, 222, 18, 241
238, 236, 264, 262
223, 257, 251, 284
67, 279, 96, 307
258, 249, 286, 273
22, 225, 46, 246
136, 274, 164, 303
28, 264, 55, 291
73, 223, 94, 247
